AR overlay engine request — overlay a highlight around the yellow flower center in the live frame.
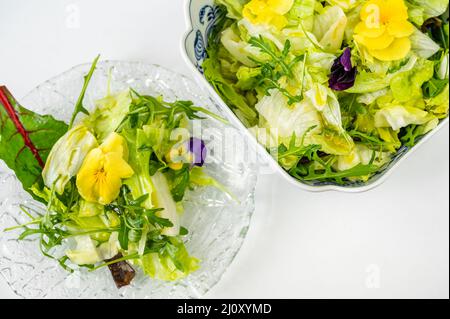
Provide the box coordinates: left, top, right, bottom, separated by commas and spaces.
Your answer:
353, 0, 414, 61
76, 132, 134, 205
165, 144, 194, 171
243, 0, 294, 30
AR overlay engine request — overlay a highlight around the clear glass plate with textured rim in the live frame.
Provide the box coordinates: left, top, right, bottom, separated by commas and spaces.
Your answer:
0, 61, 257, 298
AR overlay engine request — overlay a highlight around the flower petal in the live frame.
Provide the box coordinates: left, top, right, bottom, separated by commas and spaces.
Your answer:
188, 137, 207, 167
268, 0, 294, 15
104, 152, 134, 179
360, 0, 384, 23
269, 14, 288, 30
354, 22, 386, 38
76, 148, 105, 203
98, 174, 122, 205
354, 31, 394, 50
383, 0, 409, 21
245, 0, 267, 15
100, 132, 129, 159
387, 20, 414, 37
340, 48, 353, 72
369, 37, 411, 61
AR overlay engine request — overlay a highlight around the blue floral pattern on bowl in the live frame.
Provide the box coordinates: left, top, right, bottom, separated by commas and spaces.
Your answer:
183, 0, 449, 192
191, 3, 225, 73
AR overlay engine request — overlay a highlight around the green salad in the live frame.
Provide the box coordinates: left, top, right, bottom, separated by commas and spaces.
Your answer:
204, 0, 449, 184
0, 57, 226, 287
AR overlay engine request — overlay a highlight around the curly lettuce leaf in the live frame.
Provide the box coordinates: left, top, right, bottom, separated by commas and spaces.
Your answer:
346, 56, 418, 94
203, 41, 258, 124
216, 0, 249, 20
407, 0, 449, 21
410, 28, 441, 59
390, 58, 434, 103
288, 0, 316, 31
426, 83, 449, 118
374, 105, 434, 130
312, 5, 348, 52
255, 90, 322, 140
140, 237, 199, 281
0, 86, 68, 199
84, 90, 132, 142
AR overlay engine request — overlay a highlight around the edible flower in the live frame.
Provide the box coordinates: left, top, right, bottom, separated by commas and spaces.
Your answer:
329, 48, 357, 91
165, 137, 207, 170
353, 0, 415, 61
76, 132, 134, 205
243, 0, 294, 30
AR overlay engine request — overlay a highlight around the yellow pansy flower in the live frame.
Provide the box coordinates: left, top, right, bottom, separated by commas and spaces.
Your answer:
243, 0, 294, 30
165, 143, 194, 171
76, 132, 134, 205
354, 0, 414, 61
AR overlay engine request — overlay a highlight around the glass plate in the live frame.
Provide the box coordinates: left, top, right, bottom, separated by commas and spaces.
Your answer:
0, 61, 257, 298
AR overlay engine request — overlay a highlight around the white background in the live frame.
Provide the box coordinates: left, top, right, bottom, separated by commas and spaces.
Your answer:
0, 0, 448, 299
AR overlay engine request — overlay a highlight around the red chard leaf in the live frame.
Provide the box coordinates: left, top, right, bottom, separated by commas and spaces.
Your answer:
0, 86, 68, 197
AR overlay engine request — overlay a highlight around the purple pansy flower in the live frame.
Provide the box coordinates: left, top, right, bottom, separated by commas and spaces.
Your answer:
328, 48, 357, 91
187, 137, 207, 167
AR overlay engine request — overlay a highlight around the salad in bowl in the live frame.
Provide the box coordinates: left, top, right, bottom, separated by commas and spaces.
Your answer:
185, 0, 449, 188
0, 57, 245, 291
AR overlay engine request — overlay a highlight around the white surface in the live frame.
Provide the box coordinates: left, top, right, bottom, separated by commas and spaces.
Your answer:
0, 0, 448, 299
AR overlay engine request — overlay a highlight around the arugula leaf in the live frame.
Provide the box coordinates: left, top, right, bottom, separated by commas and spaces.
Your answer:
348, 130, 393, 150
168, 167, 191, 202
249, 37, 306, 104
290, 147, 380, 185
249, 36, 293, 76
423, 77, 449, 98
145, 209, 174, 228
68, 55, 100, 128
118, 216, 130, 250
179, 226, 189, 236
400, 124, 425, 147
118, 91, 227, 132
0, 86, 68, 198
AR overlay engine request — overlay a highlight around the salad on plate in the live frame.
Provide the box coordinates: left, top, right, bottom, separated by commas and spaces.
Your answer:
204, 0, 449, 184
0, 57, 228, 288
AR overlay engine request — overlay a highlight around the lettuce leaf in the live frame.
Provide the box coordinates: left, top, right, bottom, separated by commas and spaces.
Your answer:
325, 0, 362, 11
140, 237, 199, 281
426, 83, 450, 118
390, 58, 434, 103
410, 29, 441, 59
203, 41, 258, 124
216, 0, 249, 20
255, 90, 322, 140
0, 86, 68, 199
221, 27, 258, 67
42, 125, 98, 194
346, 56, 418, 94
312, 5, 348, 52
85, 90, 132, 142
374, 105, 434, 130
407, 0, 449, 21
288, 0, 316, 31
334, 144, 390, 172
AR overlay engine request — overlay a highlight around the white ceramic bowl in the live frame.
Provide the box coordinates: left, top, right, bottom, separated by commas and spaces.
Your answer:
181, 0, 449, 193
